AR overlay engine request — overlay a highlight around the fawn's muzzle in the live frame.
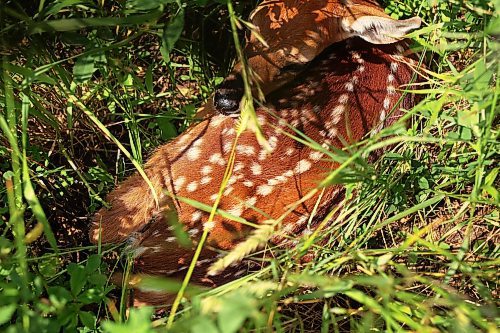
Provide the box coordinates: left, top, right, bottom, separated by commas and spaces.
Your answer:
214, 74, 244, 116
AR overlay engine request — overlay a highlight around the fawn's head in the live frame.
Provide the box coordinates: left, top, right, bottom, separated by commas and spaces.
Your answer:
214, 0, 421, 115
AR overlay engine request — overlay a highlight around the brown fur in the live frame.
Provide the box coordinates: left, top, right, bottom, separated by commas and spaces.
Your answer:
91, 37, 419, 305
228, 0, 420, 97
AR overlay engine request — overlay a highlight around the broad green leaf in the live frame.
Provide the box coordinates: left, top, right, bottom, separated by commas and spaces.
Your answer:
418, 177, 429, 190
102, 307, 155, 333
161, 9, 184, 61
79, 311, 96, 329
0, 304, 16, 325
156, 117, 177, 141
48, 286, 72, 309
68, 263, 87, 296
37, 256, 59, 277
190, 316, 219, 333
85, 254, 101, 274
217, 295, 254, 333
73, 51, 106, 84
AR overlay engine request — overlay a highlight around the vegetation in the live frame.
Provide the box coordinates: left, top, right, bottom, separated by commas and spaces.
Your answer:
0, 0, 498, 332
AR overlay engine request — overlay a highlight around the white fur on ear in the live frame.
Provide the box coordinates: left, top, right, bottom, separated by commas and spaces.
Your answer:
343, 16, 421, 44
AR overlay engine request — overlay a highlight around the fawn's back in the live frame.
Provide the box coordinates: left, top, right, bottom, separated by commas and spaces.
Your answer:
91, 38, 417, 305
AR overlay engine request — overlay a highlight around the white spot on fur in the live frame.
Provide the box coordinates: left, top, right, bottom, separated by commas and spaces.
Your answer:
228, 175, 238, 185
294, 159, 312, 174
275, 175, 288, 183
200, 176, 212, 185
327, 128, 338, 138
201, 165, 213, 175
390, 62, 399, 72
268, 136, 278, 151
204, 221, 215, 231
246, 196, 257, 206
257, 184, 274, 196
302, 228, 313, 237
282, 223, 297, 235
222, 127, 235, 136
383, 97, 391, 110
237, 145, 256, 156
387, 74, 395, 83
268, 178, 281, 186
227, 204, 244, 217
258, 150, 268, 161
223, 186, 234, 196
296, 215, 308, 226
387, 85, 396, 95
243, 180, 254, 187
191, 211, 203, 222
257, 115, 267, 126
372, 110, 387, 136
223, 142, 233, 153
174, 176, 186, 191
234, 162, 245, 172
210, 115, 226, 127
380, 110, 387, 123
285, 147, 295, 156
309, 151, 324, 161
187, 181, 198, 192
338, 94, 349, 104
188, 228, 200, 236
345, 82, 354, 91
333, 104, 344, 117
209, 153, 225, 165
251, 162, 262, 175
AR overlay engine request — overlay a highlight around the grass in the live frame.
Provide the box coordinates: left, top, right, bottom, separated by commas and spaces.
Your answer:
0, 0, 498, 332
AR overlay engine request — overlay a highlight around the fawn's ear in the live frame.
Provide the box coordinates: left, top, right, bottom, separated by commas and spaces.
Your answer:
343, 16, 421, 44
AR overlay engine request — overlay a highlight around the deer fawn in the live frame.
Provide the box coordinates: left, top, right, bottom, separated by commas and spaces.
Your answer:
91, 0, 421, 305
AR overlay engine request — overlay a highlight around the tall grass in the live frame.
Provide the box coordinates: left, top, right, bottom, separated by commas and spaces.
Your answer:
0, 0, 498, 332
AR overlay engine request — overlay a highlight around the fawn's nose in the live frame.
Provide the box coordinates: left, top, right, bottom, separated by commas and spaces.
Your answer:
214, 74, 244, 116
